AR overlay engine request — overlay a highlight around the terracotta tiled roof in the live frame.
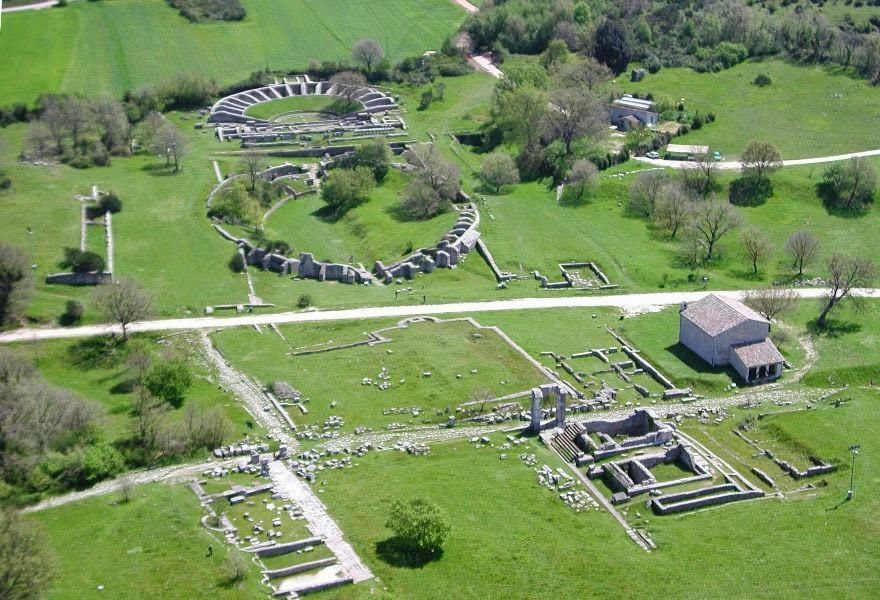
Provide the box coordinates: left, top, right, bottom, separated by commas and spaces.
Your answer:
732, 338, 784, 368
680, 294, 769, 336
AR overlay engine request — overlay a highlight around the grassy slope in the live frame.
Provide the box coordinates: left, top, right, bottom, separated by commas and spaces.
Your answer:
625, 59, 880, 159
30, 483, 265, 600
0, 0, 463, 105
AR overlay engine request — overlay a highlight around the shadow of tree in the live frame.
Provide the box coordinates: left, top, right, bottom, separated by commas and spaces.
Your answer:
375, 537, 443, 569
67, 336, 125, 369
806, 318, 862, 338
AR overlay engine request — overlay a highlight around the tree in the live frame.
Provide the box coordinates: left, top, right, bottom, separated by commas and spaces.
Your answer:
61, 96, 91, 150
743, 287, 799, 321
555, 57, 612, 92
350, 138, 390, 182
403, 144, 460, 201
386, 498, 451, 554
329, 71, 367, 108
740, 140, 782, 181
0, 244, 33, 326
90, 97, 130, 154
784, 230, 820, 277
740, 228, 772, 274
352, 38, 384, 72
26, 121, 53, 159
594, 19, 632, 74
99, 192, 123, 214
654, 183, 694, 240
559, 159, 598, 206
817, 157, 877, 214
541, 39, 571, 71
93, 277, 153, 339
0, 508, 54, 600
491, 83, 548, 147
134, 111, 164, 151
544, 87, 607, 155
628, 170, 671, 218
680, 151, 719, 197
816, 253, 877, 327
144, 359, 193, 408
399, 180, 453, 221
239, 147, 266, 191
320, 166, 375, 216
151, 123, 189, 172
480, 151, 519, 193
688, 198, 743, 262
62, 247, 105, 273
131, 386, 170, 465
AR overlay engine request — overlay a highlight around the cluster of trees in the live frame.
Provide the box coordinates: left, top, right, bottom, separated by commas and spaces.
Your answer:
320, 139, 395, 217
489, 55, 612, 183
167, 0, 245, 22
399, 144, 461, 220
208, 150, 285, 226
0, 243, 34, 328
463, 0, 880, 84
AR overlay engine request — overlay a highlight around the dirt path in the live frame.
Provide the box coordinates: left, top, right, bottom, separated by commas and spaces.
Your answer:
1, 0, 62, 12
634, 148, 880, 171
449, 0, 478, 14
2, 288, 873, 344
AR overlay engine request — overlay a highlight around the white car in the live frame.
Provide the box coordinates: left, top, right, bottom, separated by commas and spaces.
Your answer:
645, 151, 660, 159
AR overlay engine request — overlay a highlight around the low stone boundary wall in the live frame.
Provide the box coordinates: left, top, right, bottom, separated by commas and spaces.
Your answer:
45, 271, 111, 286
246, 536, 325, 558
650, 486, 763, 515
263, 557, 337, 580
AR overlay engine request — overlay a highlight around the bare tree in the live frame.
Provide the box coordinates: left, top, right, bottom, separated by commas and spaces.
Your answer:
689, 198, 743, 262
628, 170, 671, 218
816, 254, 877, 327
743, 287, 799, 321
0, 244, 34, 327
39, 96, 67, 154
399, 180, 453, 221
544, 87, 607, 155
151, 123, 189, 172
329, 71, 367, 108
352, 38, 384, 72
93, 278, 153, 339
680, 151, 719, 197
654, 182, 694, 240
560, 159, 599, 206
91, 97, 131, 154
131, 386, 170, 465
25, 121, 54, 159
741, 228, 773, 274
740, 140, 782, 180
238, 147, 266, 191
0, 508, 54, 600
480, 151, 520, 193
61, 97, 91, 150
555, 57, 612, 92
403, 144, 460, 201
784, 230, 820, 277
134, 111, 164, 152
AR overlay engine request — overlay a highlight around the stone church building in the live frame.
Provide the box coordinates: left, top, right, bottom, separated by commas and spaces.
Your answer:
679, 294, 784, 384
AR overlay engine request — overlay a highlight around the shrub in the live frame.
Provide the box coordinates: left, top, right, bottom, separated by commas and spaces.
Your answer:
386, 497, 451, 554
320, 166, 375, 216
60, 300, 84, 326
296, 294, 312, 309
753, 73, 773, 86
228, 252, 245, 273
144, 359, 193, 407
81, 442, 125, 484
99, 193, 123, 214
167, 0, 245, 22
62, 248, 105, 273
729, 176, 773, 206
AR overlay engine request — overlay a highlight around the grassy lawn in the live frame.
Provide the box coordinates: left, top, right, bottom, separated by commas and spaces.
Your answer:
395, 72, 496, 139
29, 483, 265, 599
243, 95, 344, 120
212, 317, 550, 432
314, 403, 880, 598
624, 59, 880, 159
0, 0, 464, 105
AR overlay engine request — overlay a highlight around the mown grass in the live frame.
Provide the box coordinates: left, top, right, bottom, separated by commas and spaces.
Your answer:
29, 483, 266, 599
0, 0, 464, 105
212, 317, 549, 432
625, 58, 880, 159
243, 95, 343, 120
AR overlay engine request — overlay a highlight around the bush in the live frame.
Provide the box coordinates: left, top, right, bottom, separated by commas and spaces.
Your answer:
62, 248, 105, 273
263, 239, 291, 255
753, 73, 773, 86
0, 174, 10, 190
168, 0, 245, 22
60, 300, 84, 326
386, 498, 451, 554
99, 193, 123, 214
320, 166, 375, 216
144, 359, 193, 407
81, 442, 125, 485
296, 294, 312, 309
729, 176, 773, 206
228, 252, 245, 273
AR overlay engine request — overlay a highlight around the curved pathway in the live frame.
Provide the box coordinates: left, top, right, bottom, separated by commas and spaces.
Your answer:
634, 148, 880, 171
2, 287, 877, 344
1, 0, 62, 12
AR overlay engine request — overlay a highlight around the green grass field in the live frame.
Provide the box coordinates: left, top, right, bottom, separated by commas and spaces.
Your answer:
29, 483, 265, 599
0, 0, 464, 105
212, 317, 550, 432
625, 59, 880, 159
243, 95, 343, 120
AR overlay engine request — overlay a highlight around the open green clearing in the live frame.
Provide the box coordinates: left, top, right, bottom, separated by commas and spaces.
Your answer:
625, 59, 880, 159
0, 0, 463, 105
29, 483, 265, 599
312, 397, 880, 598
212, 317, 550, 432
243, 95, 344, 120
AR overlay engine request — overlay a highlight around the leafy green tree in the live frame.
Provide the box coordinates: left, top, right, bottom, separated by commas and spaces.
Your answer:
320, 166, 375, 216
386, 498, 451, 554
82, 442, 125, 484
351, 138, 391, 182
480, 151, 520, 193
559, 159, 598, 206
594, 19, 632, 74
817, 157, 877, 215
0, 243, 34, 326
144, 359, 193, 408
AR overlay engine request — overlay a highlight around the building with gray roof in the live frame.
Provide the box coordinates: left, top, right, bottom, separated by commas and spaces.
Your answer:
679, 294, 784, 384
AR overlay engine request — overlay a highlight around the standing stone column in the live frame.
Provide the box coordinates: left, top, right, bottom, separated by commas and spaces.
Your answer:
555, 387, 568, 428
529, 388, 542, 433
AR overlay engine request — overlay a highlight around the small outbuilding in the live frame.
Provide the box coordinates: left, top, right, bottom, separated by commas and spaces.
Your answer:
679, 294, 784, 384
609, 95, 658, 129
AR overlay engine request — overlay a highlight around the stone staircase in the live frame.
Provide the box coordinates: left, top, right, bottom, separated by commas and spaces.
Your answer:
552, 422, 586, 463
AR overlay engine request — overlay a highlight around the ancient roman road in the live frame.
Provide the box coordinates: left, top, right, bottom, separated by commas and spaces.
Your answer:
2, 288, 878, 344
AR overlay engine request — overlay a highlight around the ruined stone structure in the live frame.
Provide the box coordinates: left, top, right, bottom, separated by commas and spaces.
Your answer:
576, 409, 675, 460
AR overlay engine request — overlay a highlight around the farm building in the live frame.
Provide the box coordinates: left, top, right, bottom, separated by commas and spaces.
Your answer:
679, 294, 784, 384
609, 95, 658, 129
665, 143, 710, 159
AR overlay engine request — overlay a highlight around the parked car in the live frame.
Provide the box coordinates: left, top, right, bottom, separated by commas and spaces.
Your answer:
646, 151, 660, 159
713, 151, 722, 161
